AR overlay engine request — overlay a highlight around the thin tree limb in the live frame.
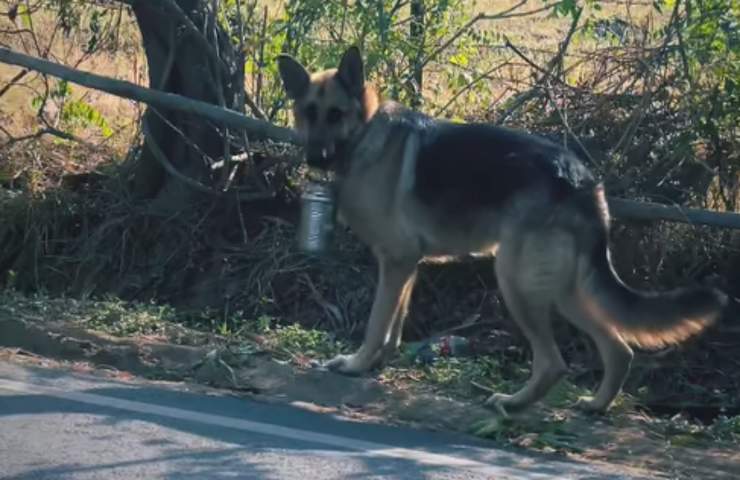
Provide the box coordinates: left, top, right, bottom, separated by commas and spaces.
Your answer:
2, 49, 740, 229
435, 60, 512, 116
0, 47, 299, 144
419, 0, 544, 71
141, 117, 221, 196
0, 68, 29, 98
0, 126, 100, 151
608, 198, 740, 230
156, 0, 265, 120
496, 7, 582, 124
141, 117, 275, 200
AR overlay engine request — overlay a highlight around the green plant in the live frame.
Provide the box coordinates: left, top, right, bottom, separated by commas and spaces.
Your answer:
217, 0, 500, 121
83, 297, 179, 336
674, 0, 740, 208
256, 314, 273, 333
29, 80, 113, 138
710, 415, 740, 443
471, 414, 582, 453
271, 323, 346, 358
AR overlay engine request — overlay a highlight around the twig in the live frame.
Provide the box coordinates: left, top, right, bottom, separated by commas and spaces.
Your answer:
543, 81, 600, 168
503, 6, 582, 84
149, 108, 211, 164
0, 28, 34, 36
255, 4, 268, 110
339, 0, 348, 41
236, 190, 249, 245
158, 27, 178, 90
496, 7, 582, 124
23, 0, 43, 57
0, 126, 99, 151
612, 0, 682, 155
141, 116, 220, 196
434, 60, 512, 116
503, 37, 553, 78
235, 0, 246, 99
160, 0, 266, 121
495, 88, 541, 125
300, 273, 344, 330
419, 0, 543, 71
243, 91, 267, 121
551, 7, 583, 76
143, 113, 276, 200
158, 0, 230, 78
205, 0, 235, 191
674, 1, 693, 89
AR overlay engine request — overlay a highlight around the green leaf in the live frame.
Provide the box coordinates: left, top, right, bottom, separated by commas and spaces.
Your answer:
61, 99, 113, 138
18, 3, 32, 28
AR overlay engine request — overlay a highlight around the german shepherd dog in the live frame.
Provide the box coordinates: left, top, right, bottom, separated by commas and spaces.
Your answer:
277, 46, 728, 414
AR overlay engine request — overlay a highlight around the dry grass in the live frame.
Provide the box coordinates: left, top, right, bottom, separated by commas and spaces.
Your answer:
1, 0, 669, 154
0, 4, 145, 160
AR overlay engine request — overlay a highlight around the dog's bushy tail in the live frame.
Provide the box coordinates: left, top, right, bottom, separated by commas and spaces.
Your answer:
583, 234, 728, 349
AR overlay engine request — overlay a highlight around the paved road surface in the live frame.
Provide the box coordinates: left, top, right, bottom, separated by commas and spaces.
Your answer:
0, 361, 649, 479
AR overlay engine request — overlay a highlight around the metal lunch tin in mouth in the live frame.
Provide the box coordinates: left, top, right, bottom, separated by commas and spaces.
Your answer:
297, 180, 336, 254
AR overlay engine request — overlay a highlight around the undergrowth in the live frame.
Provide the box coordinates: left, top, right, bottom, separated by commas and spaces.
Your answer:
2, 285, 738, 456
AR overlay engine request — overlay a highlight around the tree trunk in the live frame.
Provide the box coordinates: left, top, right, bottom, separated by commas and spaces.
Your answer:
129, 0, 243, 212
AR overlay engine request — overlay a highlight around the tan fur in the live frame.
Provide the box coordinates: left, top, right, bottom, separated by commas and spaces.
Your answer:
360, 86, 380, 121
580, 186, 719, 350
277, 47, 726, 416
287, 68, 379, 154
580, 291, 717, 350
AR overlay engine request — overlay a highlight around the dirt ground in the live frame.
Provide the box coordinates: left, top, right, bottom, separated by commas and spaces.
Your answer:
1, 314, 738, 480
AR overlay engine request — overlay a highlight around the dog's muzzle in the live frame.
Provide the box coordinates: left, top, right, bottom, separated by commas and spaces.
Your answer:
306, 141, 336, 170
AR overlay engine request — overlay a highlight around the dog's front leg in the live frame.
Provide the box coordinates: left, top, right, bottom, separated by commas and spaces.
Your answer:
378, 268, 418, 366
326, 254, 418, 375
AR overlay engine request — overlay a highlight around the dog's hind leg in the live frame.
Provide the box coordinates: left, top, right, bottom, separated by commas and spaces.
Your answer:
326, 254, 418, 374
486, 232, 570, 414
485, 282, 568, 414
557, 295, 634, 413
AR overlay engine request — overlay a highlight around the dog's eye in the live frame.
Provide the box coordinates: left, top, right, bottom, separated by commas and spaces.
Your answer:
303, 103, 318, 123
326, 107, 343, 124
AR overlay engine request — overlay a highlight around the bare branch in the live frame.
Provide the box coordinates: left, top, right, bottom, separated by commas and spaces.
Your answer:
148, 108, 212, 164
0, 126, 97, 150
435, 60, 512, 116
141, 117, 275, 200
0, 28, 34, 35
158, 0, 230, 77
496, 7, 583, 124
543, 82, 601, 168
419, 0, 545, 70
503, 38, 552, 77
141, 116, 221, 196
0, 68, 29, 98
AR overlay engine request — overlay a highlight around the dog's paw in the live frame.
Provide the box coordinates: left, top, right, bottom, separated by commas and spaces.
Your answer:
573, 396, 608, 414
378, 344, 401, 366
323, 353, 370, 375
484, 393, 512, 418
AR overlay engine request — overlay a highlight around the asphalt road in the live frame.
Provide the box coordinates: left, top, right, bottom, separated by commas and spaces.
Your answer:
0, 361, 649, 480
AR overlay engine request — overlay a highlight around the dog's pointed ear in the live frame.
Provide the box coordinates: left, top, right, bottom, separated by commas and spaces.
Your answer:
337, 46, 365, 97
277, 54, 310, 100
